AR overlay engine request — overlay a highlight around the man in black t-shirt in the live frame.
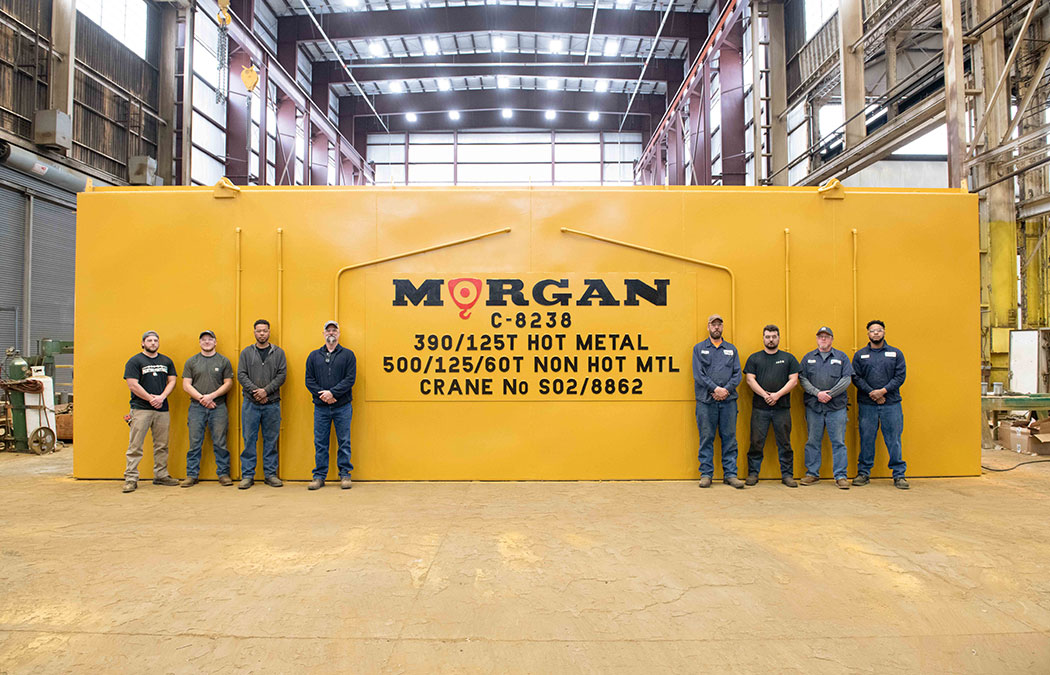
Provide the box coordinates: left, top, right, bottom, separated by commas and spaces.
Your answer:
742, 325, 800, 487
122, 330, 179, 493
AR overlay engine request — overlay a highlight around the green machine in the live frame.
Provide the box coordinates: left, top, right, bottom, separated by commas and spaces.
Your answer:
0, 339, 71, 454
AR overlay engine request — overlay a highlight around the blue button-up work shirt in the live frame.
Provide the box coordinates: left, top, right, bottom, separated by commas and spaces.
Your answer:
852, 343, 906, 406
799, 348, 853, 412
692, 338, 742, 403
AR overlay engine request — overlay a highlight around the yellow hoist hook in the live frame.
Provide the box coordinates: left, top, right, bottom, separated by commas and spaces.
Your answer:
218, 0, 232, 26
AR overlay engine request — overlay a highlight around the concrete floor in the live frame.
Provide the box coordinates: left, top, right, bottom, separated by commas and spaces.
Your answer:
1, 450, 1049, 674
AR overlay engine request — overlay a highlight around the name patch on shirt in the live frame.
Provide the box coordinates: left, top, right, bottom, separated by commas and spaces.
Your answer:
701, 350, 709, 355
860, 354, 870, 359
723, 349, 734, 356
886, 352, 897, 357
830, 359, 842, 365
775, 360, 785, 365
807, 359, 816, 364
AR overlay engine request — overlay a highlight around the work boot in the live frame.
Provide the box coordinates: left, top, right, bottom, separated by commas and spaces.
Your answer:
799, 475, 819, 486
724, 475, 745, 489
218, 475, 233, 486
894, 477, 911, 490
152, 476, 179, 486
264, 475, 283, 488
745, 473, 759, 486
122, 480, 137, 493
180, 476, 199, 488
238, 477, 254, 490
835, 478, 850, 490
698, 475, 712, 488
852, 473, 870, 486
308, 478, 325, 490
781, 475, 798, 488
341, 476, 353, 490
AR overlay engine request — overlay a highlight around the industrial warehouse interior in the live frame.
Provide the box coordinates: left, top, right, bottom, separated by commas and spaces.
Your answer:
2, 0, 1050, 672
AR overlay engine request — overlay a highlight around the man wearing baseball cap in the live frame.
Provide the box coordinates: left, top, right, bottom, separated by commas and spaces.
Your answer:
305, 320, 357, 490
798, 326, 854, 488
692, 313, 745, 488
180, 330, 234, 487
121, 330, 179, 493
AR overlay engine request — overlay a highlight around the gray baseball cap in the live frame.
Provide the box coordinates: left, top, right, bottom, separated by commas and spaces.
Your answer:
816, 326, 834, 336
324, 320, 340, 330
199, 330, 216, 339
141, 330, 159, 340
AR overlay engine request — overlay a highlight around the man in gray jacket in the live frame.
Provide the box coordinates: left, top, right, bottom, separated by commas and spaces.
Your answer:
237, 319, 287, 489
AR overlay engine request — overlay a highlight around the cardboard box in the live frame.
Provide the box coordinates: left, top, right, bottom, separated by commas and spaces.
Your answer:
998, 421, 1050, 455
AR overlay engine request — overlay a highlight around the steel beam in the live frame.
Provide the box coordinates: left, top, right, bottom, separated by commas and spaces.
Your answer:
226, 50, 253, 185
352, 109, 652, 133
49, 0, 76, 121
312, 57, 682, 84
941, 0, 967, 188
157, 5, 178, 185
767, 0, 788, 185
278, 7, 709, 44
349, 89, 667, 117
275, 94, 297, 185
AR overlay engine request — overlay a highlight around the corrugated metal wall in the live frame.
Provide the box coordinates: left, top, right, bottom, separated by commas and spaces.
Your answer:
0, 163, 76, 395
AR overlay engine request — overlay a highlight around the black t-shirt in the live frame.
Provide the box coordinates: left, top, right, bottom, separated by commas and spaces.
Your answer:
124, 352, 177, 411
743, 350, 800, 410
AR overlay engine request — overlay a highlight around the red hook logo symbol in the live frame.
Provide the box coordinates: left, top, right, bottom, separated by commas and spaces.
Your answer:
448, 278, 482, 319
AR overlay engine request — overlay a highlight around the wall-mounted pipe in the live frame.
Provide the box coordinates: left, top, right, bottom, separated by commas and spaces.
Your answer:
234, 227, 243, 463
276, 227, 283, 477
852, 229, 858, 351
560, 227, 737, 339
333, 228, 512, 323
0, 140, 87, 193
784, 228, 790, 350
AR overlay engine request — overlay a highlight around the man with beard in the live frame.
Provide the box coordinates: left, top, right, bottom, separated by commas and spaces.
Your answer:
122, 330, 179, 493
799, 326, 853, 489
237, 319, 287, 489
852, 320, 909, 489
692, 314, 744, 488
181, 330, 234, 487
743, 325, 800, 487
305, 321, 357, 490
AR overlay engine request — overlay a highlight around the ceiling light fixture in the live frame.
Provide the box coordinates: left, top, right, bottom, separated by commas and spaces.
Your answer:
545, 110, 556, 120
549, 38, 564, 54
497, 76, 510, 89
501, 108, 513, 119
344, 0, 360, 7
588, 111, 599, 121
615, 0, 631, 8
437, 78, 451, 91
406, 112, 418, 122
424, 38, 440, 55
492, 36, 507, 52
388, 81, 404, 93
595, 79, 610, 92
546, 78, 559, 90
603, 39, 620, 57
449, 110, 460, 120
369, 42, 385, 57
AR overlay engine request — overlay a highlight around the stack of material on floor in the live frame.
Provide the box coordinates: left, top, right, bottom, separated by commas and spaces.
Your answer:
998, 416, 1050, 455
54, 403, 72, 441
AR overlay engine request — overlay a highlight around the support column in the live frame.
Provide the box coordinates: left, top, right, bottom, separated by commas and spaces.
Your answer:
838, 0, 867, 149
49, 0, 76, 122
719, 22, 747, 186
310, 125, 329, 186
941, 0, 968, 188
975, 0, 1015, 387
750, 1, 766, 184
667, 113, 685, 185
157, 5, 178, 185
176, 8, 195, 185
768, 0, 788, 185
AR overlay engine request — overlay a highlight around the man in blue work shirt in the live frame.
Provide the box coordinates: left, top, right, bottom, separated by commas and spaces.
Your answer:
305, 320, 357, 490
799, 326, 853, 489
692, 314, 744, 488
852, 320, 909, 489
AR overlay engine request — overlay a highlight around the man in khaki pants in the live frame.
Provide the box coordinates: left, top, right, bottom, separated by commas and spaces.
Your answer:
123, 330, 179, 493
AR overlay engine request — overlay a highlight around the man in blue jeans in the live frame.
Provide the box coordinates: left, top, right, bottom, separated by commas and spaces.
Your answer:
180, 330, 233, 487
799, 326, 854, 489
852, 319, 909, 489
237, 319, 287, 489
305, 320, 357, 490
692, 313, 744, 489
